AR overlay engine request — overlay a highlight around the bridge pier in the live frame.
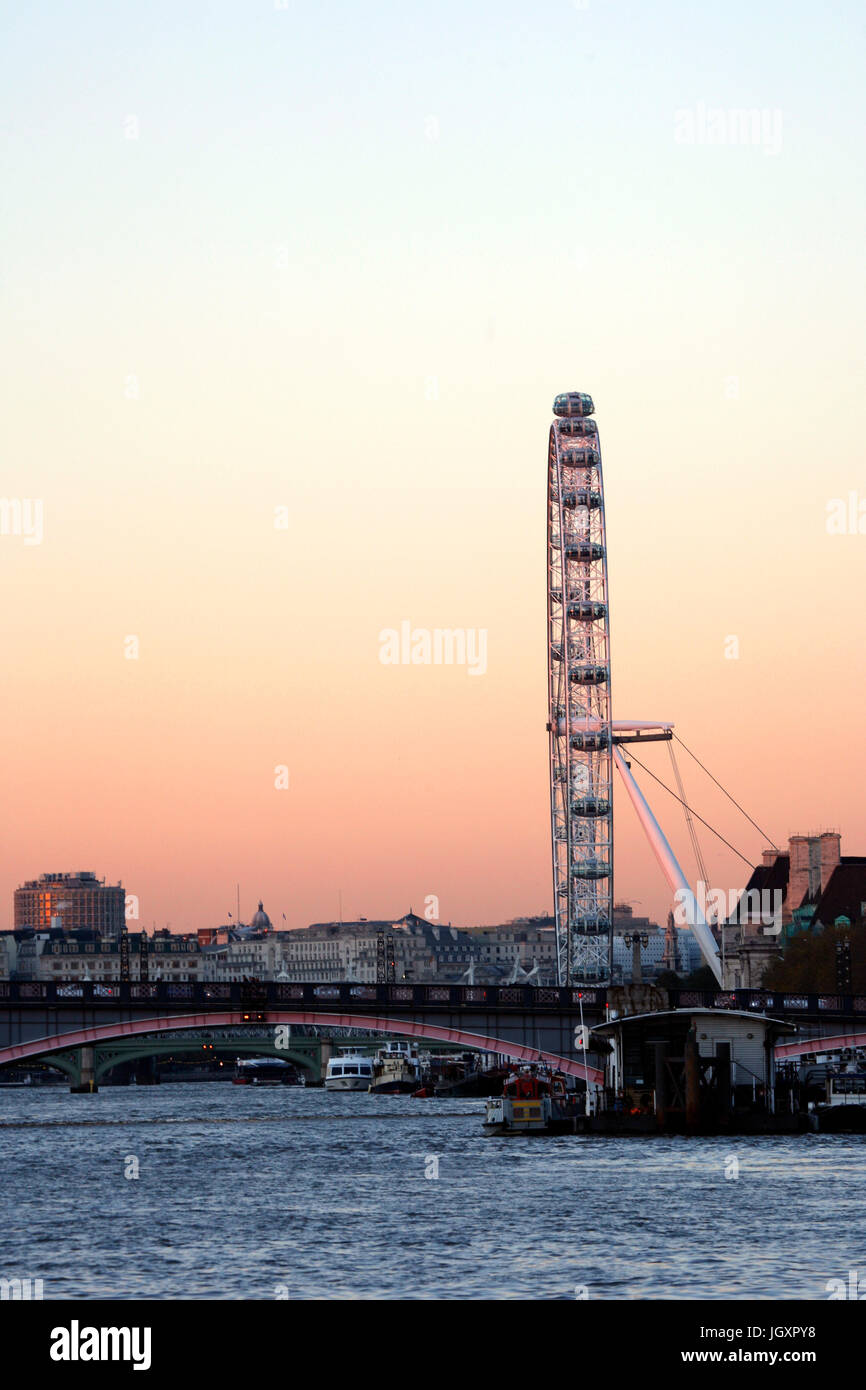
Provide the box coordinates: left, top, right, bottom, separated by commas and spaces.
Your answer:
70, 1046, 98, 1094
316, 1039, 334, 1086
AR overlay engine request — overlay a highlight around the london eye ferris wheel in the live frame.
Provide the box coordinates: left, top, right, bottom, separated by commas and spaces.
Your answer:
546, 391, 729, 989
547, 392, 614, 985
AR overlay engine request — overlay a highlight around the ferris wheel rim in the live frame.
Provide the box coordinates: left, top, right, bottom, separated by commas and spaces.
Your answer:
547, 393, 615, 986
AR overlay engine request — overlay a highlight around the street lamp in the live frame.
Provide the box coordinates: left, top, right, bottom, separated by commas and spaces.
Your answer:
623, 931, 649, 985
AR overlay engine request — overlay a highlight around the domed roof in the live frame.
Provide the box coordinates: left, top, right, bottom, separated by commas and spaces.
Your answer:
250, 900, 272, 931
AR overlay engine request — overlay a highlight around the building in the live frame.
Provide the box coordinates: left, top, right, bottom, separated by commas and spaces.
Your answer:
37, 929, 200, 983
14, 872, 126, 938
258, 913, 559, 985
8, 898, 277, 984
36, 929, 200, 983
722, 832, 866, 988
274, 914, 459, 983
1, 928, 55, 980
1, 927, 201, 983
592, 1007, 796, 1132
0, 932, 16, 980
0, 892, 701, 988
197, 902, 288, 981
274, 910, 682, 986
458, 918, 556, 982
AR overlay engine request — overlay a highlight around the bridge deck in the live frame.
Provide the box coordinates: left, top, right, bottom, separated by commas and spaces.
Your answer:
0, 979, 864, 1023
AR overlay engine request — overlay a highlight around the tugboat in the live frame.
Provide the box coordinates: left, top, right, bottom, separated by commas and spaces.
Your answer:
483, 1066, 576, 1135
368, 1041, 422, 1095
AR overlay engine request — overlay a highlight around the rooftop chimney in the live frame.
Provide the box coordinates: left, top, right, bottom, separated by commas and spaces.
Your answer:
818, 832, 842, 894
787, 836, 811, 918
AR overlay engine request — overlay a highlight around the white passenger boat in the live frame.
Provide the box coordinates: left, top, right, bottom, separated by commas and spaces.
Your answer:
324, 1051, 375, 1091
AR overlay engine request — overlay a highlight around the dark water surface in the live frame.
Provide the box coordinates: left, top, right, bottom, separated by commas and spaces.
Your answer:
1, 1083, 863, 1299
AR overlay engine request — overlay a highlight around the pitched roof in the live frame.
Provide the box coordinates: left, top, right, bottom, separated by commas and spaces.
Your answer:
727, 854, 790, 921
810, 858, 866, 926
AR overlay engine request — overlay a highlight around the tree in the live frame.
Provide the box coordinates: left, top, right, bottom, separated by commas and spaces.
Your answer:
763, 923, 866, 993
682, 965, 719, 989
654, 969, 682, 990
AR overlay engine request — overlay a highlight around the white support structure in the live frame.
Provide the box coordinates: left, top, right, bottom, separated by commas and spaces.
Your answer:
612, 744, 723, 985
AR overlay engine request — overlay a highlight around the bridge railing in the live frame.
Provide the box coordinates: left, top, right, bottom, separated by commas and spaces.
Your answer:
0, 980, 579, 1009
666, 988, 866, 1017
0, 979, 864, 1018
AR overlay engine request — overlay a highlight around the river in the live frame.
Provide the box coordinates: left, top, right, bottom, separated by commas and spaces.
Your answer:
0, 1083, 863, 1299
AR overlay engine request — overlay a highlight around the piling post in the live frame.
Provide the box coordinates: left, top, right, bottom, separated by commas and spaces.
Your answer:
684, 1026, 700, 1132
715, 1041, 731, 1123
652, 1041, 668, 1131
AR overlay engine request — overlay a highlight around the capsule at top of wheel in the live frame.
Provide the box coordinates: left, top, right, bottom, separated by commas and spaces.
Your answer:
553, 392, 594, 418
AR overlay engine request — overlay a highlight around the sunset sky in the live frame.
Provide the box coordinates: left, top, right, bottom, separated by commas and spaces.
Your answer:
1, 0, 864, 934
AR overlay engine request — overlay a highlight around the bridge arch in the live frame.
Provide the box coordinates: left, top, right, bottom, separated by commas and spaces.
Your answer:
0, 1053, 79, 1082
0, 1010, 603, 1084
775, 1030, 866, 1061
91, 1041, 321, 1084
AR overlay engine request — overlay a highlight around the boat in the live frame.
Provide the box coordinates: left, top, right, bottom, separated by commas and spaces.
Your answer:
324, 1050, 375, 1091
483, 1065, 577, 1135
232, 1057, 303, 1086
809, 1067, 866, 1132
368, 1041, 422, 1095
433, 1054, 509, 1098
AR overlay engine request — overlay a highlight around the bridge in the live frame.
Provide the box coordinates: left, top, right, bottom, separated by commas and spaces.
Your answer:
0, 1027, 406, 1087
1, 979, 864, 1088
775, 1030, 866, 1062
